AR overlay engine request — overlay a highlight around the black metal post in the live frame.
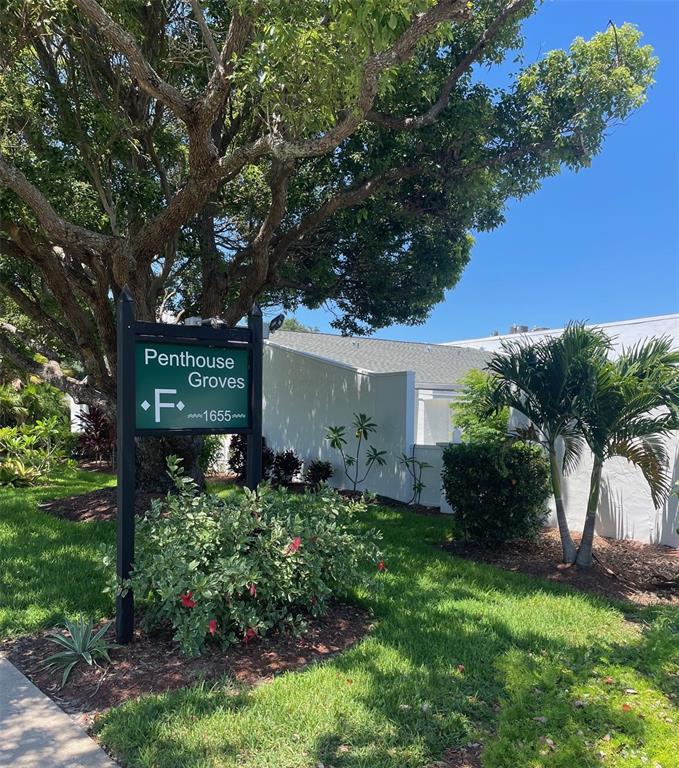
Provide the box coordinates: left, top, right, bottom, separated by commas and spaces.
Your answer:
116, 286, 136, 643
246, 304, 263, 490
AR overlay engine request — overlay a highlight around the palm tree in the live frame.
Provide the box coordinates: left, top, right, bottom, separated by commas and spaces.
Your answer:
487, 324, 611, 564
573, 337, 679, 567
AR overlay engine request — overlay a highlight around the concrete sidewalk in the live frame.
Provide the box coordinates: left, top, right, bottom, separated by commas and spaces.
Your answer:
0, 656, 117, 767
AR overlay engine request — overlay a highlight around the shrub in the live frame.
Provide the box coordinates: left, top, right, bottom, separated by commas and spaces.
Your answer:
77, 406, 115, 463
304, 459, 334, 489
199, 435, 224, 474
0, 416, 74, 484
450, 369, 509, 445
441, 442, 550, 544
271, 449, 303, 487
127, 457, 382, 657
227, 434, 273, 480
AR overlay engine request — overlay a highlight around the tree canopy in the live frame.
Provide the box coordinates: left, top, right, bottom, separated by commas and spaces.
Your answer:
0, 0, 657, 407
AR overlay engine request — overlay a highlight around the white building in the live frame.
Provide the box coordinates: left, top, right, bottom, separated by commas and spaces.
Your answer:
263, 332, 488, 508
444, 314, 679, 546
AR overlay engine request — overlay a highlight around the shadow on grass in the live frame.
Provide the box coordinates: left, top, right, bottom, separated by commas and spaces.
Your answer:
93, 506, 679, 768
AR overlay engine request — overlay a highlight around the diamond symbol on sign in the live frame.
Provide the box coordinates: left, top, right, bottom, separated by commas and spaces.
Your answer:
141, 400, 150, 411
176, 401, 185, 411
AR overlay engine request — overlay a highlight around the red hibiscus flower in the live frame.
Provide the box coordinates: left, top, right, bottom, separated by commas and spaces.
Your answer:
180, 591, 196, 608
286, 536, 302, 555
208, 619, 217, 637
377, 561, 386, 572
249, 583, 257, 598
243, 627, 258, 645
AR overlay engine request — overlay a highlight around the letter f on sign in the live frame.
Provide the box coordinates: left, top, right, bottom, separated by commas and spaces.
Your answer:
154, 389, 177, 423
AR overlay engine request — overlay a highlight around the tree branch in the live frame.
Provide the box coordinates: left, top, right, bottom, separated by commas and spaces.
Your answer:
0, 325, 109, 409
0, 155, 117, 255
367, 0, 531, 130
72, 0, 193, 120
272, 0, 471, 161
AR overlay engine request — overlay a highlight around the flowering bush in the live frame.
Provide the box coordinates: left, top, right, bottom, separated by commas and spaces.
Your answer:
127, 457, 382, 657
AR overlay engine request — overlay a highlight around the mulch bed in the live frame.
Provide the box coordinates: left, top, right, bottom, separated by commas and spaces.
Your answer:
38, 488, 164, 522
443, 528, 679, 606
2, 603, 371, 723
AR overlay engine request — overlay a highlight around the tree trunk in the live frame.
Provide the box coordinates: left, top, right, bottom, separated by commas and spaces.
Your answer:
135, 434, 205, 492
575, 456, 603, 568
549, 447, 577, 564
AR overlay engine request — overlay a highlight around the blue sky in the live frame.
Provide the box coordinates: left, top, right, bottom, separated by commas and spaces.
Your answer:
286, 0, 679, 343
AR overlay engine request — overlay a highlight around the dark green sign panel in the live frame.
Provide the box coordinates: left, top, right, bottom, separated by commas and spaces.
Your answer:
135, 341, 250, 430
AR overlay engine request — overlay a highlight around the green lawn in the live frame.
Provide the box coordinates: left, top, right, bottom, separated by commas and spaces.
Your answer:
1, 471, 678, 767
0, 468, 115, 638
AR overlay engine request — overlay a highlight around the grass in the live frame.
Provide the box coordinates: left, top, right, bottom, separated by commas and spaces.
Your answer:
0, 467, 115, 638
1, 472, 678, 767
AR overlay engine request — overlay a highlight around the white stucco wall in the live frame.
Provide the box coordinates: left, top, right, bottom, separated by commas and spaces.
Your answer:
556, 434, 679, 547
263, 343, 415, 501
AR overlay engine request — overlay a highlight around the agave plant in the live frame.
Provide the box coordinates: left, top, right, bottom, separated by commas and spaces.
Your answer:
487, 323, 611, 564
573, 337, 679, 567
40, 616, 117, 688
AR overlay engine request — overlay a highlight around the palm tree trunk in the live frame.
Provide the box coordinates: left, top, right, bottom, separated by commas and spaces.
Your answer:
549, 447, 577, 564
575, 456, 603, 568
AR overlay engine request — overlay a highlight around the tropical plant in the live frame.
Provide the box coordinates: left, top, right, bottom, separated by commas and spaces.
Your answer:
487, 323, 611, 563
304, 459, 334, 490
125, 457, 382, 657
0, 416, 74, 484
77, 405, 115, 464
451, 369, 509, 445
399, 451, 432, 506
442, 441, 551, 544
572, 337, 679, 567
0, 457, 40, 486
40, 616, 117, 688
271, 449, 303, 487
0, 384, 29, 426
326, 413, 387, 492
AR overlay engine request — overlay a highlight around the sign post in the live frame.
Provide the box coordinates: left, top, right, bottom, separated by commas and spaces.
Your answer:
115, 287, 263, 643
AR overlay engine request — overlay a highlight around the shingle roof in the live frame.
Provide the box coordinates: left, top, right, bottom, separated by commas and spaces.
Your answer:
267, 330, 489, 388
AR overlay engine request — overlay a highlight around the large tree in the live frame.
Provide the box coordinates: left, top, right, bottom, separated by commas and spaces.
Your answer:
0, 0, 656, 416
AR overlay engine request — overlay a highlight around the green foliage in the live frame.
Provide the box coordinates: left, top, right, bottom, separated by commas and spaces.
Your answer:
40, 615, 117, 688
0, 416, 74, 485
226, 434, 274, 480
326, 413, 387, 492
279, 317, 319, 333
77, 405, 115, 464
451, 369, 509, 445
398, 451, 432, 505
271, 449, 303, 487
304, 459, 334, 489
0, 380, 68, 427
126, 457, 382, 657
442, 441, 551, 544
198, 435, 224, 475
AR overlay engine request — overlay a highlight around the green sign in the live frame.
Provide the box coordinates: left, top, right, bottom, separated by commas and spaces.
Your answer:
135, 341, 250, 430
